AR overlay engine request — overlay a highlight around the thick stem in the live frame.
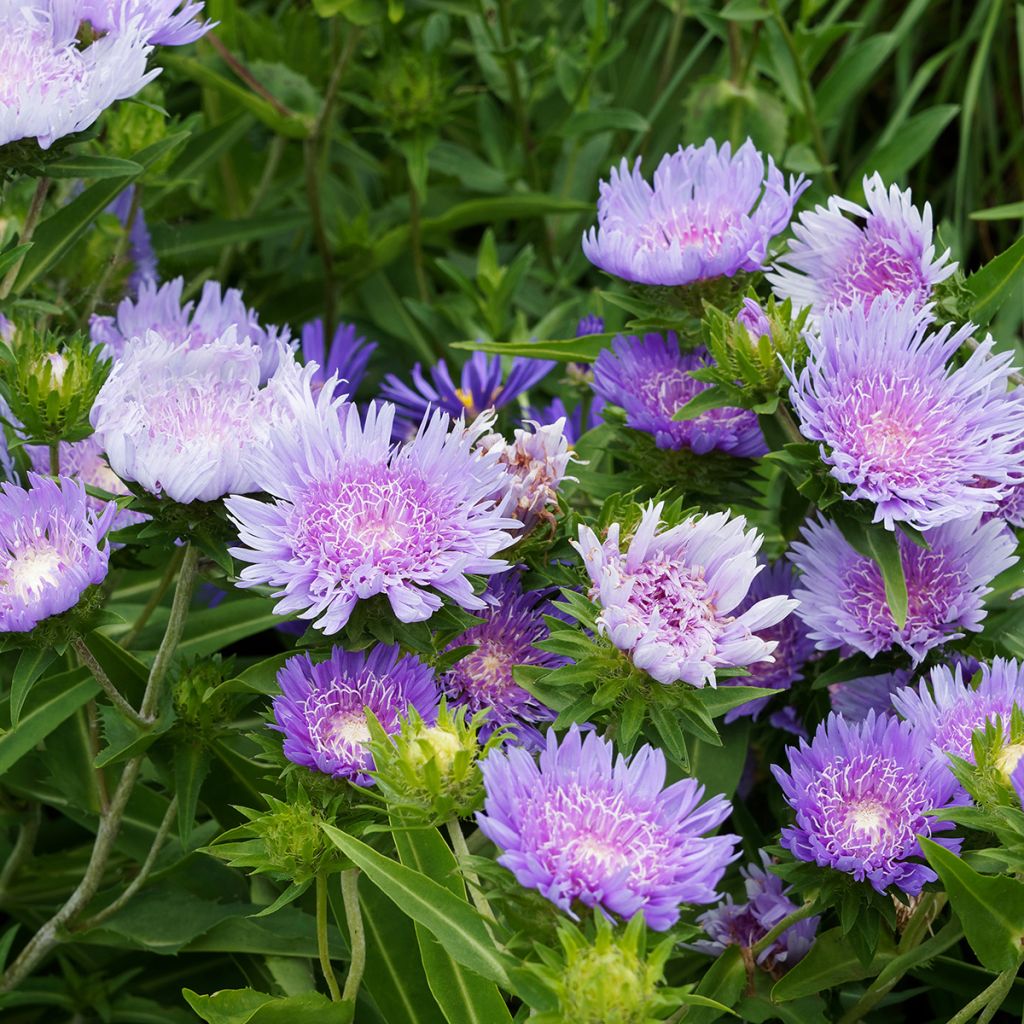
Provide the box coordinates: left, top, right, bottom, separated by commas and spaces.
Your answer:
121, 546, 186, 649
446, 817, 495, 922
409, 181, 429, 303
0, 177, 51, 300
48, 442, 60, 477
0, 803, 42, 905
945, 965, 1019, 1024
316, 870, 343, 1003
340, 868, 365, 1004
749, 899, 818, 958
72, 637, 150, 729
774, 403, 806, 445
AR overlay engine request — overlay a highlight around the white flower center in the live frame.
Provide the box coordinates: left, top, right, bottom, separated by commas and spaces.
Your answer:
4, 545, 63, 597
326, 710, 371, 747
846, 799, 890, 843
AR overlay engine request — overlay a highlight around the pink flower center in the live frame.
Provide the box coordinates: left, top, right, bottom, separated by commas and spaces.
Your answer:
828, 237, 928, 311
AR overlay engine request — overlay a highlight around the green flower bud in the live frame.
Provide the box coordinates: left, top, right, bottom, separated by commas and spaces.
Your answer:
373, 52, 448, 136
105, 85, 169, 160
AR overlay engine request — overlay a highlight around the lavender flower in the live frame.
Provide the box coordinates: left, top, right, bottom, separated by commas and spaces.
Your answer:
592, 333, 766, 456
736, 297, 773, 340
300, 319, 376, 395
226, 392, 520, 634
272, 645, 441, 785
772, 711, 959, 895
789, 515, 1016, 664
90, 328, 298, 504
0, 473, 115, 632
381, 351, 554, 431
769, 174, 956, 319
576, 314, 605, 336
695, 852, 818, 968
83, 0, 213, 45
1012, 759, 1024, 805
722, 561, 815, 722
787, 297, 1024, 531
829, 670, 912, 722
477, 725, 738, 930
442, 572, 563, 747
108, 186, 157, 291
90, 277, 291, 381
582, 138, 808, 287
523, 397, 602, 445
574, 503, 796, 687
0, 0, 156, 149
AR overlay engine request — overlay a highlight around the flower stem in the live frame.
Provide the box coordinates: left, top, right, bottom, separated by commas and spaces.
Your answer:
446, 817, 496, 922
774, 403, 805, 445
0, 177, 50, 300
122, 546, 186, 649
0, 802, 41, 906
945, 964, 1020, 1024
72, 636, 150, 728
48, 442, 60, 476
316, 870, 343, 1003
749, 898, 817, 958
340, 868, 365, 1004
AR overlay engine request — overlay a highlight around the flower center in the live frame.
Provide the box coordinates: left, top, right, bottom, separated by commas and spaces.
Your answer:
3, 544, 63, 597
830, 238, 927, 310
846, 799, 890, 843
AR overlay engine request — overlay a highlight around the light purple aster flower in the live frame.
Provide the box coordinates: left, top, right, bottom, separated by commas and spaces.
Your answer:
107, 186, 157, 291
722, 561, 815, 723
1012, 758, 1024, 806
772, 711, 959, 895
695, 852, 819, 969
272, 644, 441, 785
442, 572, 563, 748
592, 333, 766, 456
0, 0, 157, 149
573, 503, 796, 687
380, 351, 555, 432
787, 297, 1024, 532
829, 670, 912, 722
90, 328, 300, 504
769, 173, 956, 319
789, 515, 1017, 664
736, 297, 773, 340
225, 390, 520, 634
82, 0, 213, 45
477, 725, 738, 930
0, 473, 115, 632
90, 277, 292, 381
300, 319, 376, 395
582, 138, 809, 287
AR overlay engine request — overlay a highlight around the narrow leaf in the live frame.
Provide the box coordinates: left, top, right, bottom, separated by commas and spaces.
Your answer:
10, 646, 58, 726
965, 234, 1024, 325
865, 526, 908, 630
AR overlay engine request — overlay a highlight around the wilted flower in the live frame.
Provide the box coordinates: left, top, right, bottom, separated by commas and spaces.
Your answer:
90, 277, 291, 380
770, 173, 956, 319
789, 515, 1016, 664
226, 393, 520, 634
592, 333, 765, 456
300, 319, 376, 395
90, 328, 298, 504
786, 297, 1024, 531
83, 0, 213, 45
695, 852, 819, 968
773, 711, 959, 895
0, 473, 115, 633
477, 725, 738, 930
582, 138, 808, 287
523, 397, 602, 445
0, 0, 156, 149
272, 645, 441, 785
442, 572, 563, 747
574, 503, 796, 687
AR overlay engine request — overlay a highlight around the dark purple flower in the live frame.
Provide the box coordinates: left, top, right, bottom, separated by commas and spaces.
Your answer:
300, 319, 376, 395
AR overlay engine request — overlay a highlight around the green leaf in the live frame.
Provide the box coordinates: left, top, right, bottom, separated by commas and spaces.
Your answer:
965, 234, 1024, 325
671, 385, 740, 422
0, 243, 33, 279
971, 201, 1024, 221
920, 837, 1024, 972
696, 686, 779, 719
854, 105, 959, 184
151, 211, 309, 260
453, 334, 614, 363
684, 946, 746, 1024
563, 108, 650, 136
773, 928, 897, 1002
865, 526, 908, 630
174, 740, 211, 844
183, 988, 352, 1024
133, 597, 285, 658
45, 154, 144, 179
9, 647, 58, 726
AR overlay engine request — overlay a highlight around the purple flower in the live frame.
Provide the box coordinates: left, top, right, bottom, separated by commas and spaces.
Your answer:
0, 0, 157, 149
90, 277, 291, 381
1012, 758, 1024, 805
574, 503, 796, 687
90, 328, 300, 504
477, 725, 738, 930
576, 315, 605, 336
722, 561, 815, 722
592, 333, 766, 456
736, 297, 773, 340
83, 0, 213, 45
523, 397, 601, 445
381, 351, 554, 432
789, 515, 1016, 664
300, 319, 376, 395
829, 671, 912, 722
272, 644, 441, 785
108, 186, 157, 291
695, 852, 819, 968
769, 174, 956, 319
582, 138, 808, 287
772, 711, 959, 895
0, 473, 115, 632
225, 393, 520, 634
442, 572, 563, 748
787, 297, 1024, 532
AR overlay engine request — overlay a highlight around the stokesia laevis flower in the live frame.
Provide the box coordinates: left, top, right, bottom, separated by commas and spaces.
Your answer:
82, 0, 213, 45
225, 390, 520, 634
695, 852, 819, 968
789, 515, 1016, 664
769, 173, 956, 319
522, 397, 602, 445
786, 297, 1024, 531
582, 137, 808, 287
592, 333, 766, 456
574, 503, 796, 687
0, 473, 116, 632
301, 319, 376, 395
829, 670, 912, 723
272, 644, 441, 785
90, 328, 301, 504
442, 572, 563, 747
90, 277, 291, 380
381, 351, 555, 433
772, 711, 959, 895
0, 0, 156, 149
722, 561, 815, 722
477, 725, 738, 930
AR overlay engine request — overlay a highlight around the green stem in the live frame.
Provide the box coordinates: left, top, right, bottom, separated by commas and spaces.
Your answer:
0, 177, 50, 301
340, 869, 365, 1004
775, 403, 805, 445
81, 185, 141, 326
72, 637, 150, 729
749, 899, 818, 958
446, 817, 496, 922
121, 546, 186, 649
48, 442, 60, 477
945, 965, 1019, 1024
0, 802, 41, 906
409, 180, 429, 303
316, 871, 343, 1002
